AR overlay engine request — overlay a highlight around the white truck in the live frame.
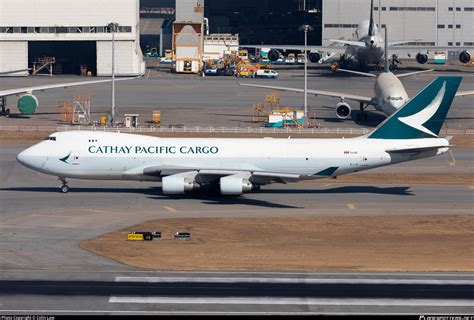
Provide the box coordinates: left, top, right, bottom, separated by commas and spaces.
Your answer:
255, 69, 279, 79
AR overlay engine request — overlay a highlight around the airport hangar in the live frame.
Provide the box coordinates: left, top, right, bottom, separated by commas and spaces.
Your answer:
0, 0, 145, 76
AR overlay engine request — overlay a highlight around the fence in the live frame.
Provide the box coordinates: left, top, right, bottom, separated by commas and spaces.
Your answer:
0, 125, 473, 135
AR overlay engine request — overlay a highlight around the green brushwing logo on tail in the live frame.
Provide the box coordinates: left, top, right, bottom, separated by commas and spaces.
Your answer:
368, 76, 462, 139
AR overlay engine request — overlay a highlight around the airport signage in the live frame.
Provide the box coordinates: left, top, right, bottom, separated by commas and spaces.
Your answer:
88, 145, 219, 155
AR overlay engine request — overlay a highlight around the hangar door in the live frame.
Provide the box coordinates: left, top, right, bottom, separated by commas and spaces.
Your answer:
28, 41, 97, 75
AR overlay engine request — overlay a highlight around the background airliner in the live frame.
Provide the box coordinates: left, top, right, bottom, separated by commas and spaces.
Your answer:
244, 0, 472, 71
17, 76, 462, 195
239, 31, 474, 121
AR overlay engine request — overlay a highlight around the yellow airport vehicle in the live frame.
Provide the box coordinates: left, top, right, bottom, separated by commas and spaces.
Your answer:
128, 233, 144, 241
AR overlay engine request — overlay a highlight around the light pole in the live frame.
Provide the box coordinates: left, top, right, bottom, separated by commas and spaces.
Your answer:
107, 22, 119, 125
299, 2, 313, 128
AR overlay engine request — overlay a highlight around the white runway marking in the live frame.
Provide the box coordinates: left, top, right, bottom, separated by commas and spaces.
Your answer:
163, 206, 177, 212
108, 297, 474, 306
114, 276, 474, 285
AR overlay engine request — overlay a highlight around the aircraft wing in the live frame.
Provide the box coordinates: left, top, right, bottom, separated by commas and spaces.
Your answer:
239, 44, 347, 53
0, 77, 137, 97
387, 45, 473, 53
238, 82, 373, 103
455, 91, 474, 97
127, 166, 302, 183
387, 40, 421, 46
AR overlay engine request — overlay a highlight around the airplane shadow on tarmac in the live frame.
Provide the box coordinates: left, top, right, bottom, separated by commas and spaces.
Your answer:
1, 185, 414, 196
0, 186, 413, 209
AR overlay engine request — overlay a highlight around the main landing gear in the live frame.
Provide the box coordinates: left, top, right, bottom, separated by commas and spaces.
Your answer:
0, 97, 10, 118
357, 102, 368, 121
59, 177, 69, 193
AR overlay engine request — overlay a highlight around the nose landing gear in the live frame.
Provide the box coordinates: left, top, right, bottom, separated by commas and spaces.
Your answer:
59, 177, 69, 193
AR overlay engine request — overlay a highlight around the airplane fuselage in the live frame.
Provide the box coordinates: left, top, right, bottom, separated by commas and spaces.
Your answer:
17, 131, 448, 183
347, 20, 386, 66
373, 72, 409, 115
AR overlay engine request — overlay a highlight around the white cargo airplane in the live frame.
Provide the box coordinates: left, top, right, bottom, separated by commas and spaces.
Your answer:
0, 76, 135, 117
18, 76, 462, 195
239, 28, 474, 121
243, 0, 472, 70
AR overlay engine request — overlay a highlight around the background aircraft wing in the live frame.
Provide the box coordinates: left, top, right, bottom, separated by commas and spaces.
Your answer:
387, 40, 421, 46
455, 91, 474, 97
0, 77, 137, 97
238, 82, 373, 103
239, 44, 346, 53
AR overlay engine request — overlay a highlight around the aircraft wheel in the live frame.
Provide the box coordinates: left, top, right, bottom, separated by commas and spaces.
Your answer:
5, 109, 10, 118
60, 184, 69, 193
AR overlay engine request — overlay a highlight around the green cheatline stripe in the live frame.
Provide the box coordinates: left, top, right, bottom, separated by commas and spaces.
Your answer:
314, 167, 338, 177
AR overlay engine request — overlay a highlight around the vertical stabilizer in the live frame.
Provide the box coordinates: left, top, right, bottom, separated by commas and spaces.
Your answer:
368, 77, 462, 139
384, 26, 389, 72
368, 0, 375, 36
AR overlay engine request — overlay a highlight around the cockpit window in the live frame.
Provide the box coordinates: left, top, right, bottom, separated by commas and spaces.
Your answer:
44, 136, 56, 141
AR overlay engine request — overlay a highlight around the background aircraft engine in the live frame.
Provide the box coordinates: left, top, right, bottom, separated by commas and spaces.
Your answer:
162, 176, 197, 194
267, 49, 280, 62
308, 52, 321, 63
17, 94, 39, 114
220, 176, 253, 195
335, 102, 351, 119
416, 53, 428, 64
459, 50, 471, 64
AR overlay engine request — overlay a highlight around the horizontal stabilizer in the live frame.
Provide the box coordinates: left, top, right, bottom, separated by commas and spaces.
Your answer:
326, 39, 367, 47
386, 145, 452, 153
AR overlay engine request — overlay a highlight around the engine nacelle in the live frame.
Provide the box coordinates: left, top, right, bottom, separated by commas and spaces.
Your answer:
308, 52, 321, 63
162, 176, 197, 194
459, 50, 471, 64
335, 102, 351, 120
17, 94, 39, 115
416, 53, 428, 64
220, 175, 253, 195
267, 49, 280, 62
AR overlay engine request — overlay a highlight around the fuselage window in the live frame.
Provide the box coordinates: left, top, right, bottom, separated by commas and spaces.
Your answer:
45, 136, 56, 141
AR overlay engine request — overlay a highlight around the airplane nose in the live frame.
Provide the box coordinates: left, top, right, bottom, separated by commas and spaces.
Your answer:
16, 150, 28, 166
16, 148, 38, 170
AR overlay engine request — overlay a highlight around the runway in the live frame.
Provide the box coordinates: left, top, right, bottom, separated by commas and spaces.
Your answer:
0, 270, 473, 314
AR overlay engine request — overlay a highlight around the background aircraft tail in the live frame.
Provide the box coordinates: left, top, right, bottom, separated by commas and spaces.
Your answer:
367, 76, 462, 139
368, 0, 375, 36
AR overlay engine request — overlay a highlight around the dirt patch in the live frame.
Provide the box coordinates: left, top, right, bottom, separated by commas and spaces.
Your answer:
1, 130, 473, 148
81, 215, 474, 272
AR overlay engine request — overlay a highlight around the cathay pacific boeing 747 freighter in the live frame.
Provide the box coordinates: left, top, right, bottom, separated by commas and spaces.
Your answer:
17, 76, 461, 195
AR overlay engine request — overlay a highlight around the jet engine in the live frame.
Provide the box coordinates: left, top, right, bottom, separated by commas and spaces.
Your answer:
17, 94, 39, 114
162, 176, 198, 194
335, 102, 351, 119
459, 50, 471, 64
220, 175, 253, 195
267, 49, 280, 62
308, 52, 321, 63
416, 53, 428, 64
